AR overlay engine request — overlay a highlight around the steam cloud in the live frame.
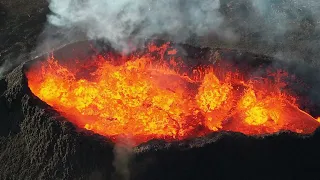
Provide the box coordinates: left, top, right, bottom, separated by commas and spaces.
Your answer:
47, 0, 232, 51
47, 0, 320, 60
2, 0, 320, 77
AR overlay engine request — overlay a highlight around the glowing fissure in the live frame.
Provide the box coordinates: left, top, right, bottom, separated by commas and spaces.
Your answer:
26, 43, 320, 144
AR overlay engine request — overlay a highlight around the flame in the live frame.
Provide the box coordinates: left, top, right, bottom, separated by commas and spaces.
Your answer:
26, 43, 320, 145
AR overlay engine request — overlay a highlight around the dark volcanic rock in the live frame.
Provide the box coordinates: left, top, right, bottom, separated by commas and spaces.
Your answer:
133, 130, 320, 180
0, 62, 114, 179
0, 3, 7, 27
0, 0, 48, 76
0, 41, 320, 180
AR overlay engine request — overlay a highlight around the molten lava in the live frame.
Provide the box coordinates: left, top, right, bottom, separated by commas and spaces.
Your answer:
26, 43, 320, 144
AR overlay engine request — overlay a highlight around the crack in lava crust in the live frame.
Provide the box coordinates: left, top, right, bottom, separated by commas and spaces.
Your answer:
26, 43, 320, 145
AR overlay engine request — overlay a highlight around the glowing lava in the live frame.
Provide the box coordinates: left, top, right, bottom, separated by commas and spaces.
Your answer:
26, 43, 320, 144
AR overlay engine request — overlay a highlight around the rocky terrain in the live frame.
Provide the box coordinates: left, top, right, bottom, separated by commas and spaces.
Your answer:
0, 0, 48, 75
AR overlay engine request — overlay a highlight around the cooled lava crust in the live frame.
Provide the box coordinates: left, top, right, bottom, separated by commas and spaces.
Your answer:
1, 40, 320, 180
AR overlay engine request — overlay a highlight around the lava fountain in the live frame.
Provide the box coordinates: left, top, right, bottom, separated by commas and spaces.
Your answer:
26, 42, 320, 145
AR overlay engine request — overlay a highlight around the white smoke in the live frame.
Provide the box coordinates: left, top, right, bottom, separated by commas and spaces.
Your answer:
1, 0, 320, 77
47, 0, 230, 50
0, 60, 11, 77
46, 0, 320, 61
111, 137, 134, 180
249, 0, 320, 42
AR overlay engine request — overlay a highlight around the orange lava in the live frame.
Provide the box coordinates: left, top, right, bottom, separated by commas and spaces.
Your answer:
26, 43, 320, 144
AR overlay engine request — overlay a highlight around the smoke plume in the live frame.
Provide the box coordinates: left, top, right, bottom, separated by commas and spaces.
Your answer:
46, 0, 320, 65
47, 0, 231, 51
111, 138, 134, 180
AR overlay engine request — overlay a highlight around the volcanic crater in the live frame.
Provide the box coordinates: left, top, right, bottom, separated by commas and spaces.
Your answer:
1, 40, 320, 179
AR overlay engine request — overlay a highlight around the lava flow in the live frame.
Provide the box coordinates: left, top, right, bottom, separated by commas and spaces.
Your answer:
26, 43, 320, 145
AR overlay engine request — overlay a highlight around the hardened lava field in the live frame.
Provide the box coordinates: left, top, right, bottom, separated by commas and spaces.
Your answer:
26, 42, 320, 145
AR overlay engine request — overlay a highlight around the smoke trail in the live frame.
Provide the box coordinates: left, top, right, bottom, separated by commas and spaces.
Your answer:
0, 54, 27, 77
111, 137, 134, 180
0, 60, 11, 77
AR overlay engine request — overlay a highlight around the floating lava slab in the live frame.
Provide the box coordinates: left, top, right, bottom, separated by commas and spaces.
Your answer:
1, 40, 320, 179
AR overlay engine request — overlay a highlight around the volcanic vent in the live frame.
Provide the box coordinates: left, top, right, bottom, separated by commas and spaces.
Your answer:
2, 40, 320, 179
25, 41, 320, 145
